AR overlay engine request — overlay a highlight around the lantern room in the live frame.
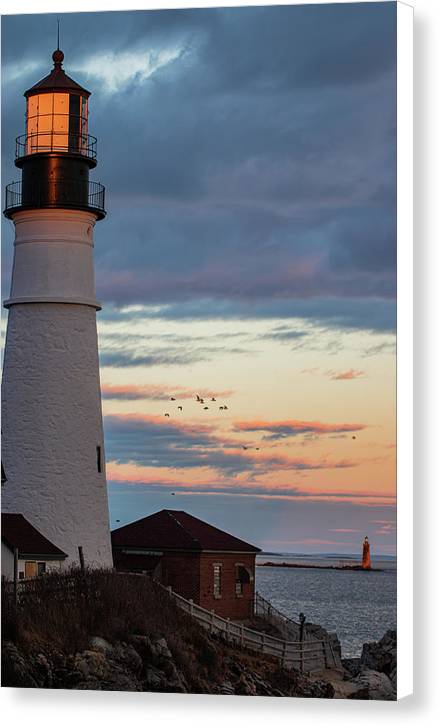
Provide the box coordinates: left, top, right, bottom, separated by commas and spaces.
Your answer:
17, 49, 95, 163
4, 47, 105, 220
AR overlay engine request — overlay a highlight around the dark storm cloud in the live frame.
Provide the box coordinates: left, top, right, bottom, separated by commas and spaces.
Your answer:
1, 3, 396, 331
99, 297, 396, 333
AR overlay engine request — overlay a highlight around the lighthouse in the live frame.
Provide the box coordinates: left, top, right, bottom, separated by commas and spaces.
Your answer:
1, 47, 113, 568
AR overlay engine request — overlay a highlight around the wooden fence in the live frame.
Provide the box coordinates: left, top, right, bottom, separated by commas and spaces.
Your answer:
254, 591, 301, 640
3, 573, 341, 674
165, 585, 338, 673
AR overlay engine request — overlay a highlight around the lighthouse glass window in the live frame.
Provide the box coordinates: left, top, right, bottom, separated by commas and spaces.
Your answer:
26, 92, 70, 153
25, 93, 88, 155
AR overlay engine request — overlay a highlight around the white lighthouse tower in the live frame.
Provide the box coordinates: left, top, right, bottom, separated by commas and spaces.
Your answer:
2, 47, 113, 568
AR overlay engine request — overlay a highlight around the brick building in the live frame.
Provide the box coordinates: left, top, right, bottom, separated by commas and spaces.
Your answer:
111, 510, 261, 619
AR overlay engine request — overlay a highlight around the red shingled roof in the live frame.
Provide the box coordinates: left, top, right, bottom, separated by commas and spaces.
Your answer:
111, 510, 261, 553
1, 513, 67, 559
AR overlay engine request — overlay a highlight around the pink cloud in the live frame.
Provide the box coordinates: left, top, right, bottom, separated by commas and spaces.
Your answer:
105, 412, 216, 435
327, 369, 366, 381
329, 528, 361, 533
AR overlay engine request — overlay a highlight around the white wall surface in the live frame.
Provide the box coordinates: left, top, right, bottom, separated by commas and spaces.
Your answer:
2, 208, 113, 568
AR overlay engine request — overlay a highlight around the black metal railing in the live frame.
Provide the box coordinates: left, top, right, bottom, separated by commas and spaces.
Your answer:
4, 179, 106, 217
15, 132, 97, 161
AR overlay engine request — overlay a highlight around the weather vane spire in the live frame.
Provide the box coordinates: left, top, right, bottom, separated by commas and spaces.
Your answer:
57, 17, 60, 51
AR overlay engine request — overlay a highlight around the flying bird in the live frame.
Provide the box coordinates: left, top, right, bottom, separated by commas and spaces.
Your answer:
223, 405, 228, 410
352, 436, 357, 440
242, 446, 248, 450
204, 406, 209, 410
178, 406, 183, 411
170, 397, 176, 401
164, 413, 170, 417
171, 492, 176, 496
219, 406, 224, 411
196, 395, 201, 401
211, 397, 216, 401
255, 447, 260, 451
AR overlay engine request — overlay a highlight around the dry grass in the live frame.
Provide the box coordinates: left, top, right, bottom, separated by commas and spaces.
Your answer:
2, 569, 218, 668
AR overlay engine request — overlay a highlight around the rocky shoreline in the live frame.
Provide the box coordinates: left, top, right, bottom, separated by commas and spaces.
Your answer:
337, 629, 396, 699
2, 629, 396, 699
1, 570, 396, 699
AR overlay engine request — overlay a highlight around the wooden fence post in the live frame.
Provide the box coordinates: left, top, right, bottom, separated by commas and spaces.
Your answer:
322, 641, 328, 669
78, 546, 85, 573
299, 612, 306, 674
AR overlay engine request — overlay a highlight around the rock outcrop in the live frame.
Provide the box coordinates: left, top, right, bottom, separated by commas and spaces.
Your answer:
2, 634, 334, 697
340, 630, 397, 700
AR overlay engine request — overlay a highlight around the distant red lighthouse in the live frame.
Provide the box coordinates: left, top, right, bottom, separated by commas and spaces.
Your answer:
362, 536, 371, 570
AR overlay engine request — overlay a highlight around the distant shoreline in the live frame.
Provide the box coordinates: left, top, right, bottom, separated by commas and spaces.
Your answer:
257, 561, 382, 572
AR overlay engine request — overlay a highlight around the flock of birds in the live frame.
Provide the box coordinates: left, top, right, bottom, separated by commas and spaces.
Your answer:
163, 394, 229, 418
163, 394, 261, 452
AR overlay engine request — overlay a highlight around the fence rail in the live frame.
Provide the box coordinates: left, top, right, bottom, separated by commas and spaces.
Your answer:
15, 130, 97, 161
165, 585, 338, 673
254, 591, 301, 639
4, 179, 105, 217
3, 573, 341, 674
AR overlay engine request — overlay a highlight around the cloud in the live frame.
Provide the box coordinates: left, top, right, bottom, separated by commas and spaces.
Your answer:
99, 350, 204, 368
369, 518, 396, 536
327, 369, 366, 381
98, 298, 396, 335
101, 383, 234, 401
107, 465, 396, 504
103, 413, 357, 476
72, 46, 184, 93
2, 5, 396, 335
233, 418, 367, 440
363, 341, 396, 357
329, 528, 361, 533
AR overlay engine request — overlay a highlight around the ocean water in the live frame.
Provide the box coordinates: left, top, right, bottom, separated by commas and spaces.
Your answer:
255, 553, 397, 658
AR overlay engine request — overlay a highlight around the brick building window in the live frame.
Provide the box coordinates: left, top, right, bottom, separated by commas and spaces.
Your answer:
235, 564, 251, 597
213, 563, 222, 598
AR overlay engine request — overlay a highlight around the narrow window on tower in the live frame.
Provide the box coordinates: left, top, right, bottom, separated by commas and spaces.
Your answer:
96, 445, 102, 473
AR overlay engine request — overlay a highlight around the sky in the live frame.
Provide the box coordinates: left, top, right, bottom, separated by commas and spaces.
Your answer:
1, 2, 397, 555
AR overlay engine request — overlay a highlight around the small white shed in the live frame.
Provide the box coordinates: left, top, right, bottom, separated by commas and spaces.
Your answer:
1, 513, 67, 580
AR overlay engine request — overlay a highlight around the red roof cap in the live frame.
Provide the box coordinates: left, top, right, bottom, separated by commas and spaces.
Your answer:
24, 49, 90, 98
111, 510, 261, 553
